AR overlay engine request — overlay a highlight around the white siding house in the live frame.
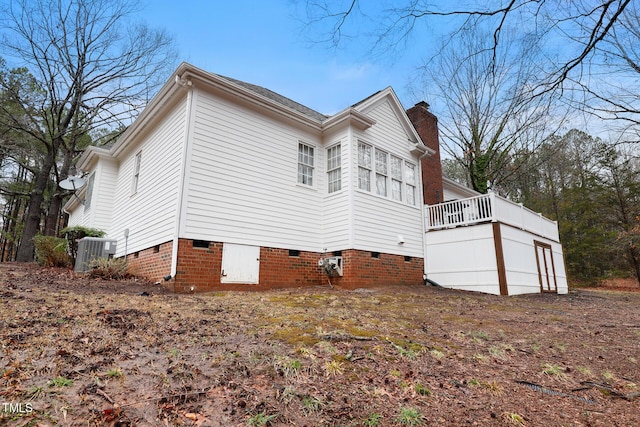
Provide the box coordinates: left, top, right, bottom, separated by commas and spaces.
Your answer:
64, 62, 568, 295
64, 63, 429, 291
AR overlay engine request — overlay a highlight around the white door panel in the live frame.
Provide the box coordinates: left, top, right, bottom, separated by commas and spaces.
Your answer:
221, 243, 260, 284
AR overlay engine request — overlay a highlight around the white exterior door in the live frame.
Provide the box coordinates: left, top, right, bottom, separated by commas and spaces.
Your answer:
221, 243, 260, 284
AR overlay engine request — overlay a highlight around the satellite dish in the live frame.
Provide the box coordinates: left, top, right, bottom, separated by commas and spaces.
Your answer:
59, 176, 87, 191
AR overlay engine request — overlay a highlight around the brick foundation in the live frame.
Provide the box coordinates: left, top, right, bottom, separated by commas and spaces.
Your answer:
125, 238, 424, 292
125, 241, 173, 284
329, 249, 424, 290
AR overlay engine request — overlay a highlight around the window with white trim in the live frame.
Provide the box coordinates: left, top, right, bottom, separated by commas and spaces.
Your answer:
297, 143, 314, 186
357, 141, 418, 206
390, 155, 403, 201
132, 151, 141, 195
405, 162, 417, 205
327, 144, 341, 193
374, 149, 388, 196
84, 173, 95, 212
358, 141, 371, 191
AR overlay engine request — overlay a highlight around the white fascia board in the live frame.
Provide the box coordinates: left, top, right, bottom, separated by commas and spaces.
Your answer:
321, 107, 376, 132
110, 64, 190, 158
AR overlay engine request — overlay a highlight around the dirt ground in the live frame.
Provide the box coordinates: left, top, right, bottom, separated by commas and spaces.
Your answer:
1, 263, 639, 427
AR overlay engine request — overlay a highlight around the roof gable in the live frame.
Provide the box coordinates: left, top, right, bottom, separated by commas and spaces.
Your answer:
351, 87, 430, 156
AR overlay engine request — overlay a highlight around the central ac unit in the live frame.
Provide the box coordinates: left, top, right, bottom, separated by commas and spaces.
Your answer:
74, 237, 117, 272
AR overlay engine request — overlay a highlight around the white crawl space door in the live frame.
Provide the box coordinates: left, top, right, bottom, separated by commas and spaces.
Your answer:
221, 243, 260, 284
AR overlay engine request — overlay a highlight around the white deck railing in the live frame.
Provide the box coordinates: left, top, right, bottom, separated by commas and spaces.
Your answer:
425, 192, 559, 241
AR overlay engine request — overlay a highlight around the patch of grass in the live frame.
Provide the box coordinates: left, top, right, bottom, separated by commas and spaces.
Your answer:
469, 330, 490, 342
628, 356, 637, 364
414, 383, 431, 396
554, 342, 567, 353
107, 368, 122, 378
276, 386, 297, 404
271, 326, 319, 347
542, 363, 566, 380
602, 370, 616, 381
167, 348, 181, 358
24, 386, 44, 399
481, 380, 503, 395
577, 366, 593, 377
430, 348, 445, 359
489, 346, 505, 359
362, 412, 382, 426
274, 357, 302, 378
301, 395, 323, 414
324, 360, 344, 377
48, 376, 73, 387
468, 378, 480, 387
473, 353, 488, 362
247, 412, 277, 426
501, 412, 527, 426
388, 339, 422, 360
396, 406, 423, 426
296, 346, 315, 359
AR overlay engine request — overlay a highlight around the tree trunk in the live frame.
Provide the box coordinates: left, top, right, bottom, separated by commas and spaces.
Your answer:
44, 194, 63, 236
15, 150, 56, 262
44, 148, 74, 236
628, 247, 640, 287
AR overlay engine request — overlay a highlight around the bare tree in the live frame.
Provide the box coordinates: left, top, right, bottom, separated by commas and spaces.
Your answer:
569, 2, 640, 134
416, 26, 565, 193
300, 0, 632, 93
0, 0, 176, 261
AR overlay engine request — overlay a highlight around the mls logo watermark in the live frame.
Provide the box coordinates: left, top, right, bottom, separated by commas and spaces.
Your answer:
2, 402, 34, 414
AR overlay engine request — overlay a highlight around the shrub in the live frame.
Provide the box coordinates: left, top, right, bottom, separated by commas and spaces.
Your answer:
33, 235, 72, 267
61, 226, 105, 261
87, 257, 128, 279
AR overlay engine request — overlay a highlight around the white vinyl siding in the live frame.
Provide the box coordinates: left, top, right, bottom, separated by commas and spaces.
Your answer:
110, 97, 187, 256
182, 89, 323, 251
322, 135, 350, 251
350, 96, 425, 257
327, 144, 341, 193
66, 158, 117, 232
297, 142, 314, 186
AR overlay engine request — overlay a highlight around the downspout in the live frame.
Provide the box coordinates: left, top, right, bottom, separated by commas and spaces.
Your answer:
418, 149, 433, 285
169, 75, 195, 281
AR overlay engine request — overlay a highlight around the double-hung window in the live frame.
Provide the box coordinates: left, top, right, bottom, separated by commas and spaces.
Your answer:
297, 143, 314, 186
375, 149, 388, 197
132, 151, 141, 195
358, 142, 372, 191
84, 173, 95, 212
358, 141, 418, 206
390, 156, 403, 201
405, 162, 417, 205
327, 144, 341, 193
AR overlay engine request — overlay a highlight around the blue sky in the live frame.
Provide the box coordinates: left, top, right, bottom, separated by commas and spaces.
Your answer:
142, 1, 434, 115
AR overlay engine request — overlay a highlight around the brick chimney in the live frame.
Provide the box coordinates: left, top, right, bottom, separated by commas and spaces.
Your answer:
406, 101, 444, 205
